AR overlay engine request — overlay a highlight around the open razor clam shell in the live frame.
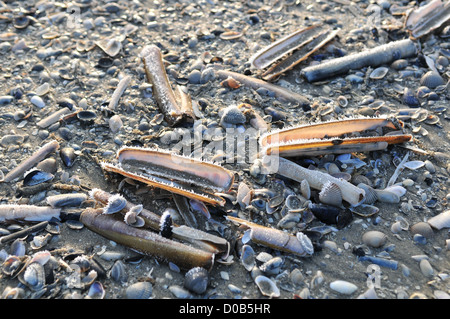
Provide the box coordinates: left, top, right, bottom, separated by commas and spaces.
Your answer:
261, 28, 340, 81
262, 135, 411, 157
101, 147, 235, 206
405, 0, 450, 39
249, 24, 323, 70
260, 117, 411, 156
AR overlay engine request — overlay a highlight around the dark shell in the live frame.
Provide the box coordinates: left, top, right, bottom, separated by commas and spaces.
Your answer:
23, 169, 54, 186
184, 267, 209, 294
159, 210, 173, 238
77, 110, 97, 125
308, 203, 342, 225
60, 147, 77, 167
13, 16, 30, 29
57, 98, 77, 111
420, 71, 445, 89
390, 59, 408, 70
403, 87, 420, 107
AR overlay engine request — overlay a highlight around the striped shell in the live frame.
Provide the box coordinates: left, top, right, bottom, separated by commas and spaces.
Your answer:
319, 181, 343, 207
357, 183, 378, 205
420, 71, 445, 89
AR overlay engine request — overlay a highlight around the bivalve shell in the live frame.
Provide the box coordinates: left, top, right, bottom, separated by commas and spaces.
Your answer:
329, 280, 358, 295
319, 181, 343, 207
357, 183, 378, 205
369, 66, 389, 79
362, 230, 387, 248
410, 222, 434, 238
241, 245, 256, 271
22, 262, 46, 291
126, 281, 153, 299
184, 267, 209, 295
420, 71, 445, 89
254, 275, 280, 298
102, 194, 127, 214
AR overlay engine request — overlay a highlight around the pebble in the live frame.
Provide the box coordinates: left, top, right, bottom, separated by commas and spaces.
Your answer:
188, 70, 201, 84
329, 280, 358, 295
109, 115, 123, 133
0, 95, 14, 105
419, 259, 434, 277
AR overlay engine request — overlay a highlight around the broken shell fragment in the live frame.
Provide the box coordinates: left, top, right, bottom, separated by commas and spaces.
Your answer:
427, 210, 450, 230
101, 147, 235, 206
96, 37, 122, 57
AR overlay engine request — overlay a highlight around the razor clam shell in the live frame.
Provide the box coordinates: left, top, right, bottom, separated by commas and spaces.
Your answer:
227, 216, 313, 257
405, 0, 450, 39
80, 208, 215, 270
216, 70, 310, 107
301, 39, 417, 82
260, 117, 399, 147
271, 157, 365, 206
116, 147, 234, 193
262, 28, 340, 81
0, 205, 61, 222
249, 24, 323, 69
2, 140, 59, 183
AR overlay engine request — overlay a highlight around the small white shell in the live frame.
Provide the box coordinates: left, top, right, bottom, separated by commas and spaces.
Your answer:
319, 181, 343, 207
254, 275, 280, 298
329, 280, 358, 295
